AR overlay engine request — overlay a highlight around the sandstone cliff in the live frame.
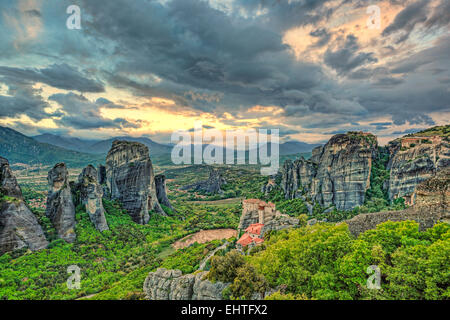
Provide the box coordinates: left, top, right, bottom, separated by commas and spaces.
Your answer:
143, 268, 228, 300
387, 137, 449, 202
282, 132, 378, 210
76, 165, 109, 232
46, 163, 76, 243
0, 157, 48, 254
345, 169, 449, 236
106, 140, 166, 224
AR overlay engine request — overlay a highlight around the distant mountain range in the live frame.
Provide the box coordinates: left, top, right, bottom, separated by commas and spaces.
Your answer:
0, 126, 321, 166
0, 126, 103, 167
33, 133, 172, 156
34, 133, 320, 156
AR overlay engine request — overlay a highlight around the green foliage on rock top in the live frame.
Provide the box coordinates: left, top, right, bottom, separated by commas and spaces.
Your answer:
248, 221, 450, 300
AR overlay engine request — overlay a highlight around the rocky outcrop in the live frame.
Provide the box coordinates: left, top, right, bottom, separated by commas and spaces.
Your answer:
414, 168, 449, 214
261, 176, 278, 194
76, 165, 109, 232
238, 199, 279, 232
282, 132, 378, 211
0, 157, 48, 254
181, 168, 226, 194
387, 138, 449, 203
46, 163, 76, 243
261, 214, 299, 235
143, 268, 228, 300
155, 174, 174, 211
281, 157, 317, 199
106, 140, 166, 224
345, 169, 449, 236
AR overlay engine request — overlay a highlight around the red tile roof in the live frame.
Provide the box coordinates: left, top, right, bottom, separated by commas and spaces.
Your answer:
238, 223, 265, 247
245, 223, 264, 235
237, 233, 254, 247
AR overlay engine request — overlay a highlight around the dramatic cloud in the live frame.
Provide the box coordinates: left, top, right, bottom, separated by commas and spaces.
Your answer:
0, 64, 104, 92
0, 0, 448, 142
324, 35, 378, 74
49, 93, 142, 130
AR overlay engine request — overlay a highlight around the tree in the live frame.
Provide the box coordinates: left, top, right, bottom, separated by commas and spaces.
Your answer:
229, 264, 268, 299
207, 250, 245, 283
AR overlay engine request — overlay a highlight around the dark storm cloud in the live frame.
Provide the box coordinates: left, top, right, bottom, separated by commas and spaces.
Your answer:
0, 78, 50, 120
49, 93, 141, 130
382, 0, 430, 42
324, 35, 378, 74
425, 0, 450, 29
0, 64, 104, 93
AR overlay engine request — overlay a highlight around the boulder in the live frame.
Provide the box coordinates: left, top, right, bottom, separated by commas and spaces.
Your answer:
46, 163, 76, 243
0, 157, 48, 254
143, 268, 228, 300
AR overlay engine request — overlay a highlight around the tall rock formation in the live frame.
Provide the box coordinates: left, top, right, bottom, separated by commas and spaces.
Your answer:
387, 136, 449, 203
0, 157, 48, 254
155, 174, 174, 211
105, 140, 166, 224
181, 167, 226, 194
282, 132, 378, 210
46, 163, 76, 243
76, 165, 109, 232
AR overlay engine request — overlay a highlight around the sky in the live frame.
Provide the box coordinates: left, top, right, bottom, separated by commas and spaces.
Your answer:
0, 0, 448, 145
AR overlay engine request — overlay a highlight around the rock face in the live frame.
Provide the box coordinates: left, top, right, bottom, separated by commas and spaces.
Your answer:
261, 214, 300, 235
77, 165, 109, 232
414, 168, 449, 214
261, 177, 276, 194
181, 167, 226, 194
0, 157, 48, 254
97, 165, 107, 185
143, 268, 228, 300
154, 174, 174, 211
387, 138, 449, 203
106, 140, 166, 224
238, 199, 279, 232
46, 163, 76, 243
281, 157, 316, 199
282, 132, 378, 210
345, 169, 450, 236
238, 199, 299, 235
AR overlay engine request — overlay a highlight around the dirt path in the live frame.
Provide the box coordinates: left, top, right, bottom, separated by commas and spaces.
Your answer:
198, 241, 229, 271
172, 229, 237, 249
